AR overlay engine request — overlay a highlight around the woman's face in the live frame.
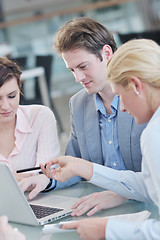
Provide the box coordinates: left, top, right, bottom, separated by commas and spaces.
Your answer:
0, 77, 20, 124
111, 82, 153, 124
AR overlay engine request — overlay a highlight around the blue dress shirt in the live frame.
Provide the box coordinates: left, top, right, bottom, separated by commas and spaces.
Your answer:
96, 94, 126, 170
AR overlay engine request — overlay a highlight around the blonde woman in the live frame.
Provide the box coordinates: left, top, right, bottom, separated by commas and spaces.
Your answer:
41, 39, 160, 239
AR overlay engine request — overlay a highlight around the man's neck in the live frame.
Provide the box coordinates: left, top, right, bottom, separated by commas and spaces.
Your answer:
98, 89, 115, 115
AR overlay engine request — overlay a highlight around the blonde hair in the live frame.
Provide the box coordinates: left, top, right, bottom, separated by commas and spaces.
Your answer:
107, 39, 160, 89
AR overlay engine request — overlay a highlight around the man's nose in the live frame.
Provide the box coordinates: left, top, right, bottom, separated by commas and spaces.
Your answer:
74, 70, 85, 83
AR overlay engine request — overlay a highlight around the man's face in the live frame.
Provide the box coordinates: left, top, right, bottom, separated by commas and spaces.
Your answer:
62, 48, 109, 95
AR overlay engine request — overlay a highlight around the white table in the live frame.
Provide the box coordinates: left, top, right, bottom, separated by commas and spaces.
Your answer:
11, 182, 159, 240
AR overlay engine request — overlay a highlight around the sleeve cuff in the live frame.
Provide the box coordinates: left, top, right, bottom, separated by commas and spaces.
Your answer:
106, 218, 140, 240
42, 179, 57, 192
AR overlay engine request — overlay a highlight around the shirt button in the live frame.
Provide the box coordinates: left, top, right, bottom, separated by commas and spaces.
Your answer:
108, 119, 111, 123
109, 140, 112, 144
113, 162, 117, 167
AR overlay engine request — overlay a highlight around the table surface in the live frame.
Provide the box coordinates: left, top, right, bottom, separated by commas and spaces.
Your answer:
11, 181, 159, 240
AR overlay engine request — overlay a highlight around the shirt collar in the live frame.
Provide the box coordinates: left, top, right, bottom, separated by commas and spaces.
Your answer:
96, 93, 119, 116
15, 107, 32, 134
148, 105, 160, 126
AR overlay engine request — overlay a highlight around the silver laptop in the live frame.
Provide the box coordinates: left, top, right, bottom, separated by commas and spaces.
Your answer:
0, 163, 79, 226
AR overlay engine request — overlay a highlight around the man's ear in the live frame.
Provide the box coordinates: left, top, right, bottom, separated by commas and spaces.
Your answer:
102, 45, 113, 61
130, 77, 142, 95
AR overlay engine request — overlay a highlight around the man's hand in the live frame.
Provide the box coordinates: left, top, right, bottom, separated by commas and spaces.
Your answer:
18, 174, 50, 200
71, 191, 127, 216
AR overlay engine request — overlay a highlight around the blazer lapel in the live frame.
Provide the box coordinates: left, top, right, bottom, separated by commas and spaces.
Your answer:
84, 94, 103, 165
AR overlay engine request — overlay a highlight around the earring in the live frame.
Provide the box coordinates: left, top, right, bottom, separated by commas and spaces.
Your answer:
134, 87, 139, 95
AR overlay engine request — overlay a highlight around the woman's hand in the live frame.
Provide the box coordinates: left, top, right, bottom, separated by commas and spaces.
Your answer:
14, 172, 34, 182
0, 216, 25, 240
40, 155, 93, 182
61, 217, 108, 240
18, 174, 50, 200
71, 191, 127, 216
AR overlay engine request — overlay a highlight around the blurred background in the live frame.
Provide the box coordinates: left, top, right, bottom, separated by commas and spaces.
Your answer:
0, 0, 159, 153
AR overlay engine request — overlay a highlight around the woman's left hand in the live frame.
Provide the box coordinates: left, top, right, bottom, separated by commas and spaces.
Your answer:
18, 174, 50, 200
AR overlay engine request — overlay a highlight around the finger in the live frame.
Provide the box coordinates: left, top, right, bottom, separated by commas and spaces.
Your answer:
40, 162, 50, 172
40, 163, 56, 179
45, 164, 66, 182
19, 179, 31, 193
71, 208, 87, 216
40, 163, 48, 175
87, 205, 102, 216
71, 202, 95, 216
61, 222, 78, 229
45, 168, 57, 180
45, 158, 60, 169
0, 216, 8, 226
28, 187, 40, 200
40, 163, 45, 171
15, 172, 35, 178
72, 193, 96, 209
72, 199, 84, 209
76, 197, 96, 211
28, 179, 49, 200
24, 173, 36, 178
21, 172, 35, 177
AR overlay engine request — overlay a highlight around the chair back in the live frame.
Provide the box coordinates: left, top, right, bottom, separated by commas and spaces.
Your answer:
35, 55, 53, 98
118, 30, 160, 44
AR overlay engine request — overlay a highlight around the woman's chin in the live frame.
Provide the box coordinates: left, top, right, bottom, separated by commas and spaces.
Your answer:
135, 117, 147, 125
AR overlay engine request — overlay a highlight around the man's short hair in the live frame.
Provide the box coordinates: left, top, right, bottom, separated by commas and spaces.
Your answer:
54, 17, 117, 61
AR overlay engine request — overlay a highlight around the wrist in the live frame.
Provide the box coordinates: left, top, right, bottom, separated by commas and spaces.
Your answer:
84, 161, 93, 180
74, 158, 93, 181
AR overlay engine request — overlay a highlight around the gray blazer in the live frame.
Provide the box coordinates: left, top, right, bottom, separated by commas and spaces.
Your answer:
56, 89, 146, 189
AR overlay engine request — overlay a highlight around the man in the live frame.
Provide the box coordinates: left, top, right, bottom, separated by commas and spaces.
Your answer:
41, 38, 160, 240
51, 17, 146, 215
20, 17, 146, 214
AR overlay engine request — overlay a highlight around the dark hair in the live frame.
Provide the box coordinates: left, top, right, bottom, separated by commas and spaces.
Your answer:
0, 57, 22, 89
54, 17, 117, 61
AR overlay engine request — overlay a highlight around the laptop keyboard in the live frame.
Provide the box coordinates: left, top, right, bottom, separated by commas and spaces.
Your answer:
30, 204, 64, 219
